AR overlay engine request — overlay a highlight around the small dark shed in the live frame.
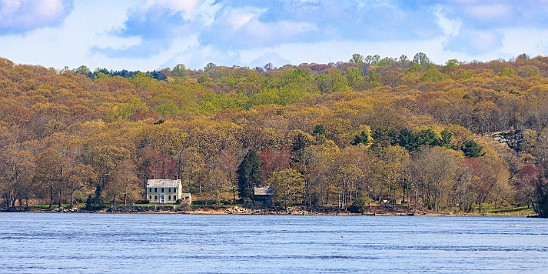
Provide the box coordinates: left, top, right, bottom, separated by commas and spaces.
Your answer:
253, 187, 274, 206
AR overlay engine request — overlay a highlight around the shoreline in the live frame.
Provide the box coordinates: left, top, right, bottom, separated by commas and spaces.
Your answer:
1, 205, 537, 217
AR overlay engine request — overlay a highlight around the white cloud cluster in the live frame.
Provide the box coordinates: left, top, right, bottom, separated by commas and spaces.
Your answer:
432, 0, 547, 56
133, 0, 219, 26
0, 0, 73, 34
0, 0, 546, 71
200, 6, 317, 49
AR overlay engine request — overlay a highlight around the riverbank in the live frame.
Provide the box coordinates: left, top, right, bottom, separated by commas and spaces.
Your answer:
2, 204, 537, 217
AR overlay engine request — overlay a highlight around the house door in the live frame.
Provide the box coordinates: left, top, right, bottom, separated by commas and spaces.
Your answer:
159, 194, 165, 203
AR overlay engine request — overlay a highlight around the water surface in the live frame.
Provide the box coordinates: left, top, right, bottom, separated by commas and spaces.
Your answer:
1, 213, 547, 273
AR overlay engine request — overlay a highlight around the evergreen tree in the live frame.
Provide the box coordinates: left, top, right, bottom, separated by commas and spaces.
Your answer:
461, 140, 485, 158
237, 150, 262, 201
534, 178, 548, 218
417, 128, 440, 147
313, 124, 326, 142
291, 132, 311, 163
440, 129, 453, 147
351, 131, 370, 146
85, 195, 93, 210
398, 128, 419, 151
94, 184, 103, 205
371, 126, 398, 152
312, 124, 326, 136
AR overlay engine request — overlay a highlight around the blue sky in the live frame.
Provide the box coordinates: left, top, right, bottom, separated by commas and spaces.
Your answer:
0, 0, 547, 71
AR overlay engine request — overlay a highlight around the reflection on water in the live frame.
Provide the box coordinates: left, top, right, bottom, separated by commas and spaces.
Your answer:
0, 213, 547, 273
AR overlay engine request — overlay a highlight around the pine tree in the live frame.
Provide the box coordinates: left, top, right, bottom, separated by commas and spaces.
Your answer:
237, 150, 262, 201
461, 140, 485, 158
351, 131, 370, 146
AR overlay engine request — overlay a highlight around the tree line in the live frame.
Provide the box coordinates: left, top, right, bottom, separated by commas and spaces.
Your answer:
0, 53, 546, 216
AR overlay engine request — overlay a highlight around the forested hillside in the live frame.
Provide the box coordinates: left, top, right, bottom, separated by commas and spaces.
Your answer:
1, 53, 547, 215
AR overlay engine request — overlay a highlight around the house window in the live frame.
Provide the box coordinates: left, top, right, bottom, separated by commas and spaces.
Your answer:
168, 196, 171, 201
168, 188, 171, 193
173, 195, 177, 201
149, 195, 151, 200
154, 188, 157, 192
161, 188, 164, 192
154, 195, 157, 200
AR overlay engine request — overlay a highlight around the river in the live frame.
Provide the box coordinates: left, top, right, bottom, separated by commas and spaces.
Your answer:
0, 213, 547, 273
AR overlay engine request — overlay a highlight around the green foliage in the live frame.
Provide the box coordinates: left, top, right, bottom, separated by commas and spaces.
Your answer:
346, 66, 366, 89
534, 178, 548, 218
201, 94, 238, 112
85, 195, 93, 209
85, 184, 105, 210
351, 131, 370, 146
155, 102, 179, 117
291, 132, 308, 152
440, 129, 453, 147
398, 128, 419, 151
172, 64, 187, 78
237, 150, 262, 200
413, 52, 430, 66
204, 62, 217, 72
417, 129, 440, 146
459, 70, 479, 79
461, 140, 485, 158
313, 124, 326, 136
349, 195, 373, 213
408, 62, 423, 72
270, 68, 313, 90
105, 98, 148, 121
268, 168, 305, 209
316, 68, 350, 93
248, 88, 305, 106
365, 55, 380, 65
498, 67, 516, 77
371, 126, 398, 152
350, 53, 364, 64
444, 59, 461, 71
0, 55, 545, 213
420, 66, 446, 82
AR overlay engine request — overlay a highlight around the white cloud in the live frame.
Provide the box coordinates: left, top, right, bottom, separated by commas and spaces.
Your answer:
247, 52, 291, 69
0, 0, 545, 72
434, 7, 462, 37
225, 7, 261, 29
500, 28, 548, 58
135, 0, 220, 25
445, 29, 504, 55
463, 4, 511, 22
201, 6, 318, 49
0, 0, 73, 33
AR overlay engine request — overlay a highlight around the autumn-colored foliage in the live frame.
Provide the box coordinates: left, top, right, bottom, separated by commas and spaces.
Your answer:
0, 54, 547, 215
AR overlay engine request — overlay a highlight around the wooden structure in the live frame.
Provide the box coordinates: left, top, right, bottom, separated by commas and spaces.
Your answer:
146, 179, 191, 205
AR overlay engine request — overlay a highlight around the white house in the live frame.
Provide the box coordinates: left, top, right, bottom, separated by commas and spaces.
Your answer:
146, 179, 191, 204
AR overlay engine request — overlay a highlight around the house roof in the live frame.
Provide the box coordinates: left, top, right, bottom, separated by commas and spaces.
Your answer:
254, 186, 274, 196
147, 179, 181, 188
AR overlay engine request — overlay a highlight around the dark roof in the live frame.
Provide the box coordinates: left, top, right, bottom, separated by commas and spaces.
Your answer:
254, 187, 274, 196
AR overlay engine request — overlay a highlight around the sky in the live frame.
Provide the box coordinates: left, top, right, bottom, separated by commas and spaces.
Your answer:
0, 0, 547, 71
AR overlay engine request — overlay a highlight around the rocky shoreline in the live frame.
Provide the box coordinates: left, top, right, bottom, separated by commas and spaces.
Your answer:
1, 205, 537, 217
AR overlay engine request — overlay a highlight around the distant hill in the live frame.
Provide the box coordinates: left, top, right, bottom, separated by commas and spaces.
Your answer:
0, 54, 546, 216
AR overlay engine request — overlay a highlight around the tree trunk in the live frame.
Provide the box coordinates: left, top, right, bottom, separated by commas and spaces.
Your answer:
48, 183, 53, 209
58, 182, 63, 208
70, 191, 74, 208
